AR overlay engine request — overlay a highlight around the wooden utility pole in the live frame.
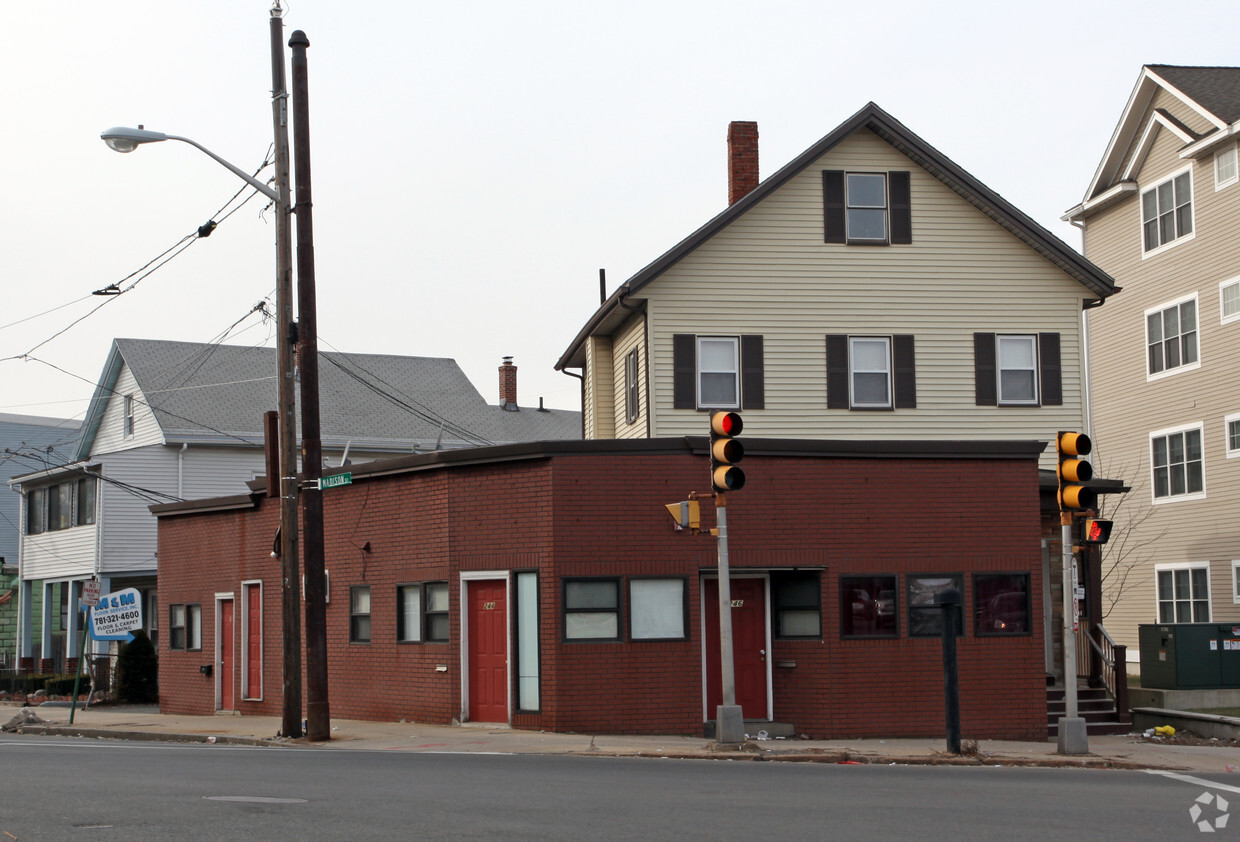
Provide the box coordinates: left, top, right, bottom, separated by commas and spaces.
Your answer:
290, 27, 331, 742
269, 3, 302, 740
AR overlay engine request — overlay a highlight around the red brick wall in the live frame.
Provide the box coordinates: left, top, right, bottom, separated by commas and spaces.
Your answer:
157, 447, 1045, 740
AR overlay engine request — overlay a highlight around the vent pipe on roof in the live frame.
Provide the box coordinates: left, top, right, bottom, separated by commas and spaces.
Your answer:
728, 121, 759, 205
599, 268, 606, 304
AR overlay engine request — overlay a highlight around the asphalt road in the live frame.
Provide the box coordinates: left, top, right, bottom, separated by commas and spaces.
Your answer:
1, 736, 1236, 839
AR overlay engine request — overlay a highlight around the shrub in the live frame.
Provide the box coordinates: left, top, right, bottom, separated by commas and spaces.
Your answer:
116, 629, 159, 704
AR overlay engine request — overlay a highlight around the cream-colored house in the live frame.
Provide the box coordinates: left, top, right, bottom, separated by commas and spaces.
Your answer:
559, 103, 1115, 468
1065, 65, 1240, 662
557, 104, 1122, 694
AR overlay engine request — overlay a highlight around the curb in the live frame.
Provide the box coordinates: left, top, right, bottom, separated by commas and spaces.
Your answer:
15, 725, 285, 748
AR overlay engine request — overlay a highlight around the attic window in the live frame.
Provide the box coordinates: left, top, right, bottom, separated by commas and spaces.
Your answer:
123, 394, 135, 438
1141, 167, 1193, 254
823, 171, 911, 245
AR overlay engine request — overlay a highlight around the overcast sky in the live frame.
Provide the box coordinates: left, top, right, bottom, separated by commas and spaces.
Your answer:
2, 1, 1237, 425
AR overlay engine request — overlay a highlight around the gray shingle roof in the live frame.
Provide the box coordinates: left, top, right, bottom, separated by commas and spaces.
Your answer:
77, 339, 578, 458
1148, 65, 1240, 124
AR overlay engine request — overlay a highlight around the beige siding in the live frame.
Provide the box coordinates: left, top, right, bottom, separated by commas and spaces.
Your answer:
611, 314, 647, 439
584, 336, 615, 439
1084, 109, 1240, 657
92, 365, 163, 454
637, 130, 1089, 469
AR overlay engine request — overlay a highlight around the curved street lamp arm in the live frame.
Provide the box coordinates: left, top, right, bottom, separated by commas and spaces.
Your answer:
165, 134, 280, 203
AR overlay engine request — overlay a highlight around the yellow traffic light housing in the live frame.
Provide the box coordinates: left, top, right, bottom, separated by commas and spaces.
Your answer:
1057, 431, 1096, 511
709, 411, 745, 491
664, 500, 701, 531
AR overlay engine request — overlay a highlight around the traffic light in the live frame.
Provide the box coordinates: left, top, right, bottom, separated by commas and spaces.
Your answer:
1057, 431, 1096, 511
709, 411, 745, 491
1082, 518, 1113, 544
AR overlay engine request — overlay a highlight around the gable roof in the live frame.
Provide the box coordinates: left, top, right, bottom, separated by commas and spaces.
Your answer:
1067, 65, 1240, 218
76, 338, 579, 460
558, 102, 1117, 370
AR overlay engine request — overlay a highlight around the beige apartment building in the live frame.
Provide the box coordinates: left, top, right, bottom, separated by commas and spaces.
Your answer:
1066, 65, 1240, 662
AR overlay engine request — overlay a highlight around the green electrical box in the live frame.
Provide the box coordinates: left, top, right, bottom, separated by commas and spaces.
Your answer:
1139, 623, 1240, 690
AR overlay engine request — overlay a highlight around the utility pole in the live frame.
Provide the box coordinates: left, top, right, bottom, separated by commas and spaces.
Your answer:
269, 3, 302, 740
290, 27, 330, 742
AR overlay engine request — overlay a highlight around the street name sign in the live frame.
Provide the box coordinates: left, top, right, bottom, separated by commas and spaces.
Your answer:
320, 472, 352, 490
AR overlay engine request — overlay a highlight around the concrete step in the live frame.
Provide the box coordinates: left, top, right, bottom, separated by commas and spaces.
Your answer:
703, 720, 796, 740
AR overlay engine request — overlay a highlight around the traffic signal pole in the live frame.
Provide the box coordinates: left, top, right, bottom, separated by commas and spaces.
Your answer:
1056, 431, 1092, 756
714, 494, 744, 744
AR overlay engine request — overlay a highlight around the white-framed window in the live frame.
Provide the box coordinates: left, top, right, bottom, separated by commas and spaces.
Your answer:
1232, 561, 1240, 605
697, 337, 739, 409
629, 578, 686, 640
1141, 166, 1194, 255
1151, 423, 1205, 502
1146, 294, 1199, 379
1225, 413, 1240, 459
1221, 276, 1240, 325
1216, 144, 1238, 190
123, 394, 135, 438
848, 337, 891, 408
349, 585, 371, 643
1156, 562, 1210, 622
624, 347, 640, 424
997, 335, 1039, 405
846, 172, 888, 243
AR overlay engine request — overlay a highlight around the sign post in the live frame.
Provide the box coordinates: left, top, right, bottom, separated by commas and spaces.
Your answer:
70, 579, 104, 724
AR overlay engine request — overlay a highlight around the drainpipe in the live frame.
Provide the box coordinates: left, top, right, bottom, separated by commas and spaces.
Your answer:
177, 443, 188, 499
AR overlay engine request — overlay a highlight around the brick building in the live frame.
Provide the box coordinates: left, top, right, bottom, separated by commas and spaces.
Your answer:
152, 437, 1048, 740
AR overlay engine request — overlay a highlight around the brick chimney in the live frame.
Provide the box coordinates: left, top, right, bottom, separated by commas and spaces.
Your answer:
728, 121, 759, 205
499, 356, 518, 411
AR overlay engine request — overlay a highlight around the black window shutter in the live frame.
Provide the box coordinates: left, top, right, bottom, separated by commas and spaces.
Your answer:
1039, 332, 1062, 406
893, 334, 916, 408
823, 171, 846, 244
826, 334, 849, 409
673, 334, 696, 409
974, 333, 997, 406
741, 335, 764, 410
889, 171, 911, 244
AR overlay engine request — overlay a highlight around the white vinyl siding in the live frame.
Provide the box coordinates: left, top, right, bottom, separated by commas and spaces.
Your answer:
641, 131, 1087, 468
93, 365, 162, 452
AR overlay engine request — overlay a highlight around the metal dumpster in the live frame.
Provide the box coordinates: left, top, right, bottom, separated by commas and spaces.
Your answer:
1139, 623, 1240, 690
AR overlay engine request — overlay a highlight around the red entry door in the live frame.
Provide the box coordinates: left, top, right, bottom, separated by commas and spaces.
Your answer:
704, 577, 768, 719
219, 599, 234, 711
467, 580, 508, 723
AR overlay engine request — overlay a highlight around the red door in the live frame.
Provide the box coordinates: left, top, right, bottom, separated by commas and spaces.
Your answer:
245, 584, 262, 699
704, 577, 768, 719
467, 580, 508, 723
219, 599, 234, 711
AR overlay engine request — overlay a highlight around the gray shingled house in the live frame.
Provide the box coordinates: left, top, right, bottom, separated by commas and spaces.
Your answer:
8, 338, 579, 675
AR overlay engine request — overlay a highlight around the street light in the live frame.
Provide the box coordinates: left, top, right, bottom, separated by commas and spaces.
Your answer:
100, 10, 303, 740
100, 127, 279, 202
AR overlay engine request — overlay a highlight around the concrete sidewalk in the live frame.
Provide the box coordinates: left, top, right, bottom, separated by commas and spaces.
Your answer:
7, 702, 1240, 773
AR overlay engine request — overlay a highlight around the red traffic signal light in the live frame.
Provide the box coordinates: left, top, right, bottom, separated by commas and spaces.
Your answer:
1057, 431, 1095, 511
709, 411, 745, 491
1082, 518, 1113, 544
